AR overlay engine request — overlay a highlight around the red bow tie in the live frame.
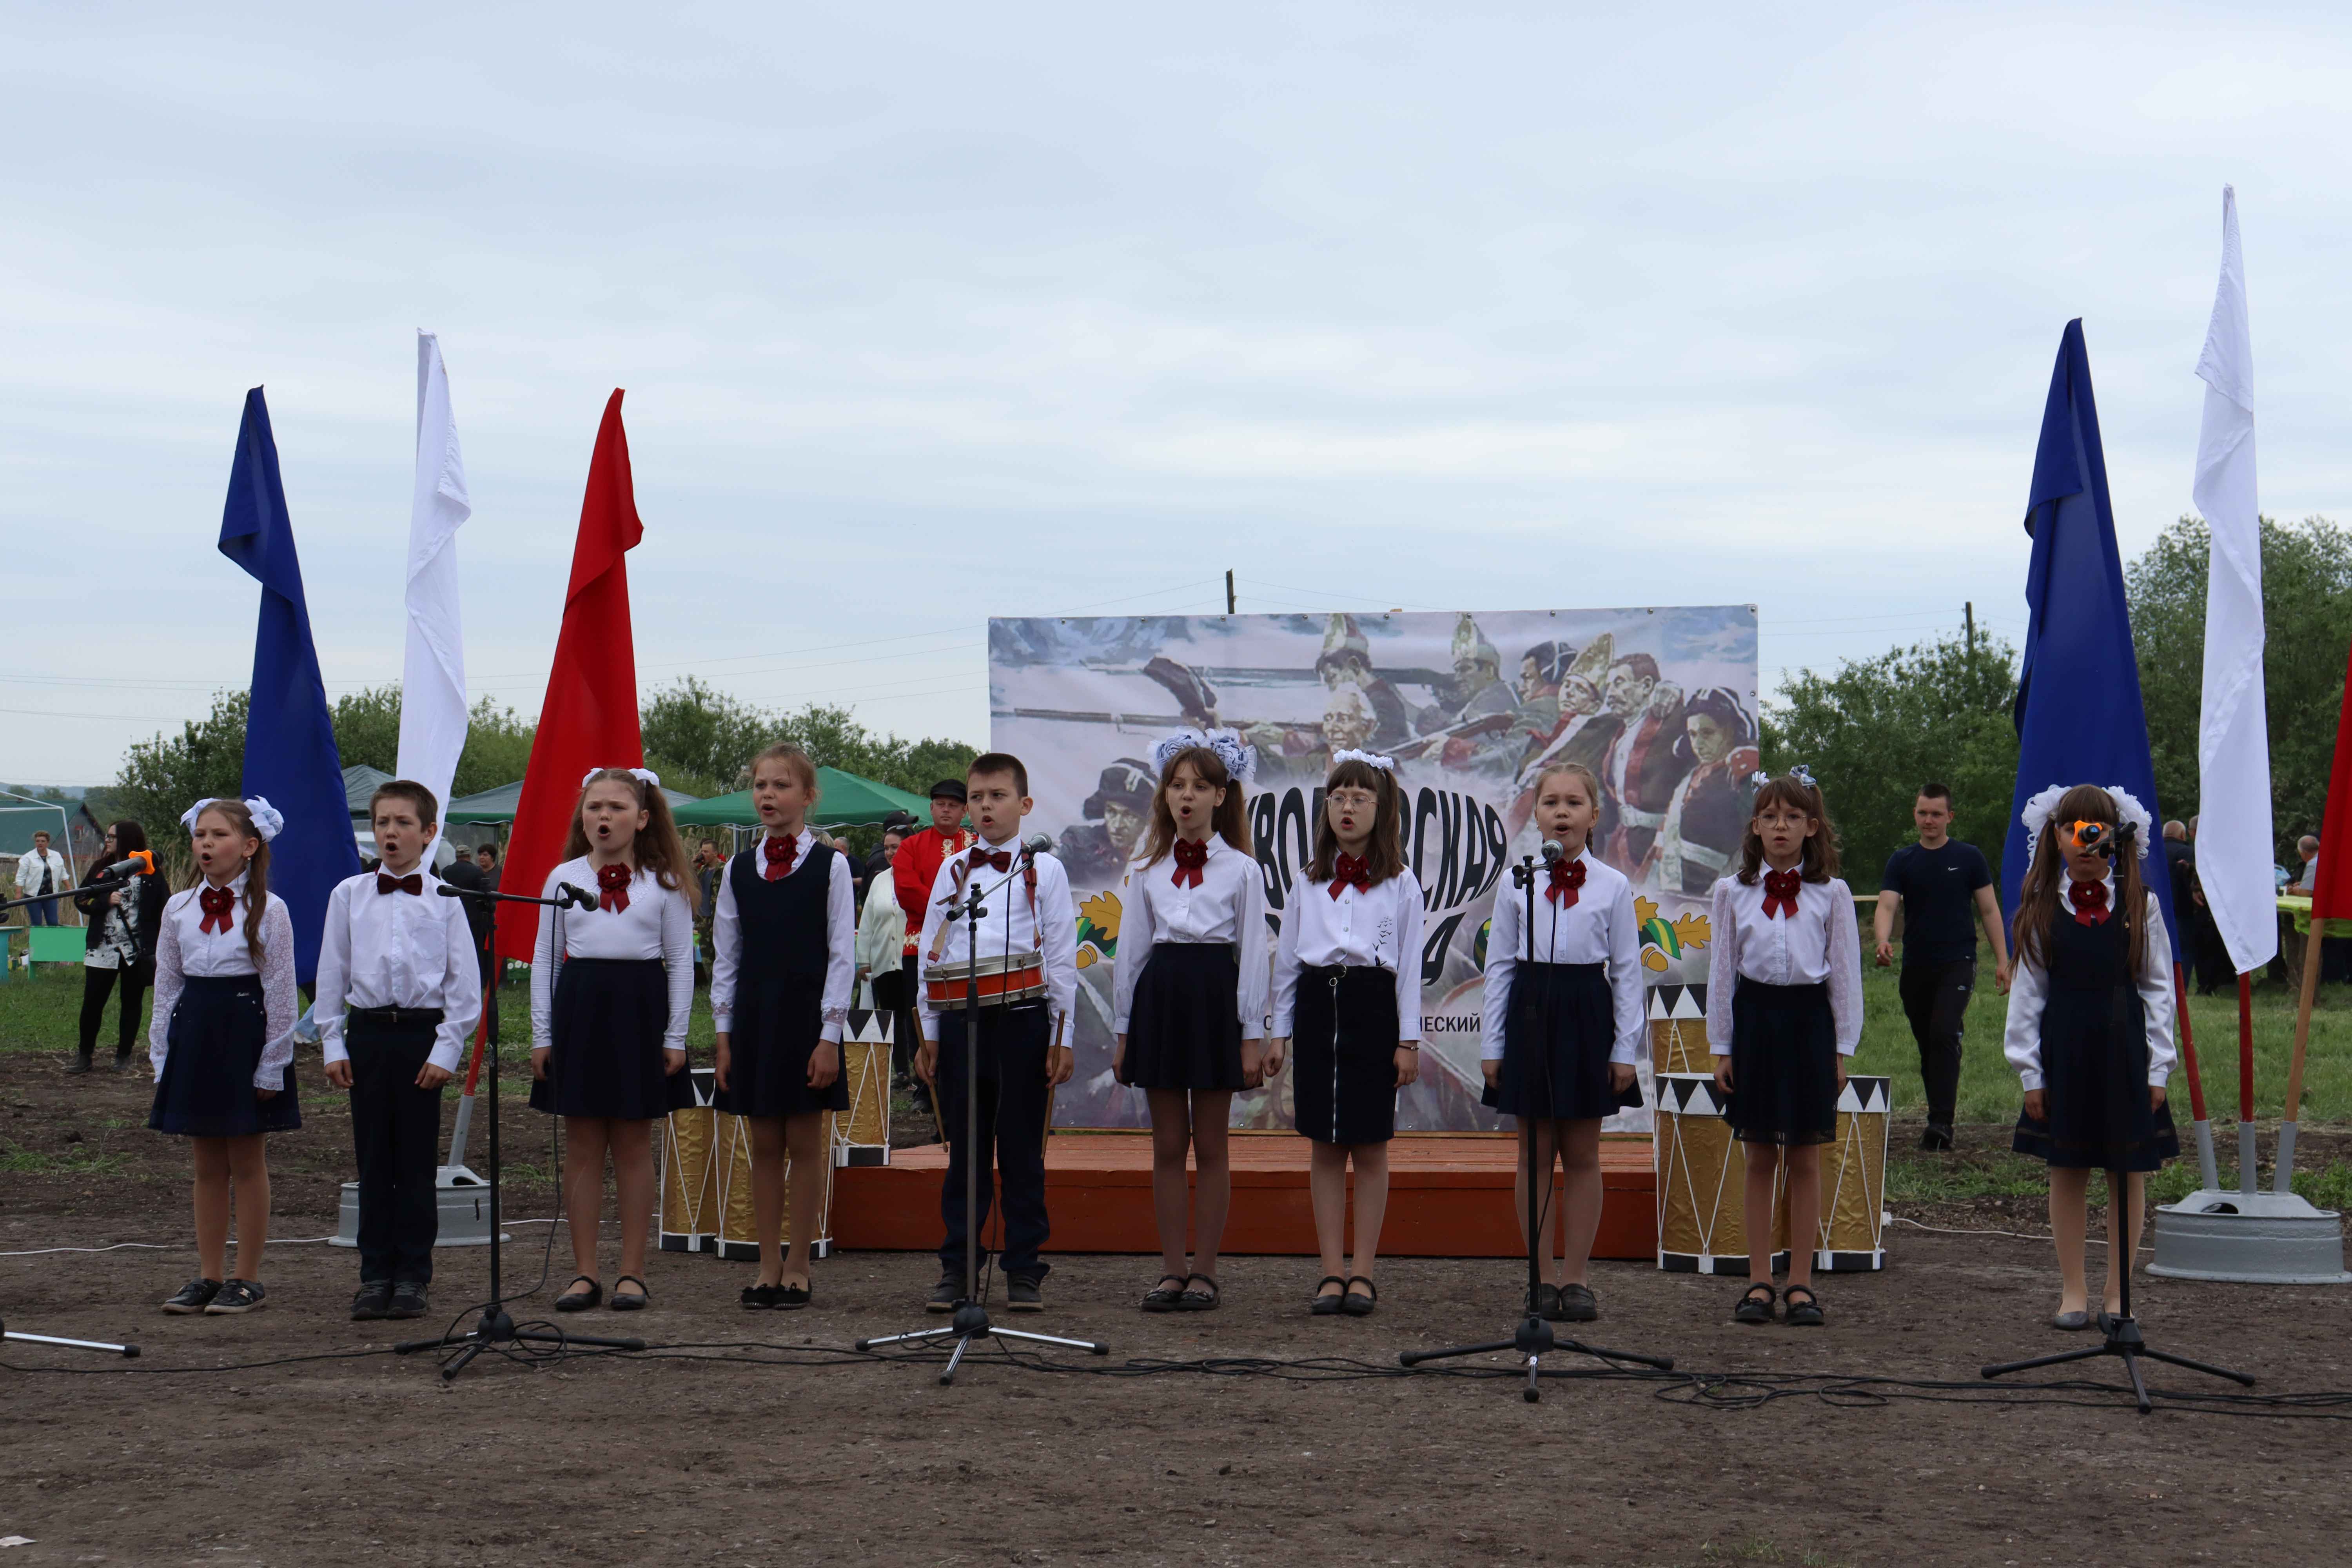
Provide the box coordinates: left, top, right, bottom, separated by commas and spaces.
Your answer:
198, 885, 236, 934
1328, 853, 1372, 899
596, 862, 633, 913
2069, 878, 2111, 926
1171, 838, 1210, 889
376, 872, 423, 897
1761, 867, 1802, 919
969, 848, 1012, 874
1546, 857, 1586, 907
763, 836, 798, 881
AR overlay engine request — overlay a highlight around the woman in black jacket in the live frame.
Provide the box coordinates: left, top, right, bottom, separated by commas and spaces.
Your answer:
70, 820, 165, 1074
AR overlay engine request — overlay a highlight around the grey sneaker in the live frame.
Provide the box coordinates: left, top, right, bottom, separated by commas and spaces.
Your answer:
388, 1282, 430, 1321
1005, 1276, 1044, 1312
205, 1278, 267, 1314
927, 1276, 961, 1313
350, 1281, 394, 1321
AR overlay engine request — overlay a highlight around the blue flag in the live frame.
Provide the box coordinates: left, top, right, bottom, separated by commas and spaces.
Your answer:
2005, 321, 2180, 957
219, 387, 360, 985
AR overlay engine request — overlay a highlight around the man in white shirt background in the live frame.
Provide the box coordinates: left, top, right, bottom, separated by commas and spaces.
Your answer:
13, 829, 71, 926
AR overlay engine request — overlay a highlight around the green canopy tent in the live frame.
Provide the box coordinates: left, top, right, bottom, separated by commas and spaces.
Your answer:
670, 767, 929, 829
444, 779, 701, 825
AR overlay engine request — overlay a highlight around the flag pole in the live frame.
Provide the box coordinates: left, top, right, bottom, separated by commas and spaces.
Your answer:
2275, 919, 2327, 1192
2236, 973, 2257, 1196
2172, 962, 2220, 1193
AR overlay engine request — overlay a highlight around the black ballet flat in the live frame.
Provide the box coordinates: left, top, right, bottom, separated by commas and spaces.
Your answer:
740, 1283, 781, 1310
1142, 1275, 1187, 1313
774, 1283, 811, 1310
610, 1274, 650, 1312
555, 1276, 602, 1313
1733, 1283, 1775, 1325
1309, 1275, 1347, 1316
1782, 1285, 1824, 1327
1177, 1274, 1221, 1312
1340, 1276, 1377, 1317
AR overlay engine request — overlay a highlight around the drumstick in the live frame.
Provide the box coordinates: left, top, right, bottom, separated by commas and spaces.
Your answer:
1043, 1011, 1067, 1147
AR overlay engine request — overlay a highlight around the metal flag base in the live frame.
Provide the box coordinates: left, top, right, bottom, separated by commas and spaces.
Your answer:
330, 1168, 509, 1249
2149, 1187, 2349, 1285
857, 1301, 1108, 1387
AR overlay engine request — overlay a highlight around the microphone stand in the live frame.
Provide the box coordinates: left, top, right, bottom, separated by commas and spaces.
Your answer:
1400, 851, 1672, 1400
396, 882, 644, 1380
856, 847, 1107, 1384
1982, 853, 2253, 1413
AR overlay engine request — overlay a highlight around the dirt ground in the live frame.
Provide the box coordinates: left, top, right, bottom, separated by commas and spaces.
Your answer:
5, 1053, 2352, 1568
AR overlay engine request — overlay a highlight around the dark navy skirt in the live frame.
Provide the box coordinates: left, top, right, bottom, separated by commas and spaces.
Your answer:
713, 971, 849, 1119
530, 958, 695, 1120
2013, 984, 2180, 1172
1291, 964, 1400, 1145
1120, 942, 1247, 1092
1722, 978, 1838, 1147
1481, 961, 1643, 1121
148, 974, 301, 1138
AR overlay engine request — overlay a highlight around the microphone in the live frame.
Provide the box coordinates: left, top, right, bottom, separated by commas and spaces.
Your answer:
88, 851, 156, 881
1020, 833, 1054, 858
559, 882, 599, 910
1540, 839, 1564, 865
436, 884, 464, 898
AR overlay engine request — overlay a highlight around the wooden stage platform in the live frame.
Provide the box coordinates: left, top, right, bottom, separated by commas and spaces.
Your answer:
831, 1132, 1659, 1259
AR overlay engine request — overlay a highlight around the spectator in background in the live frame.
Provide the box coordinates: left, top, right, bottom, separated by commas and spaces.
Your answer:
869, 810, 915, 892
15, 829, 68, 926
2291, 835, 2319, 893
2185, 815, 2233, 994
692, 839, 726, 985
69, 820, 163, 1074
1873, 782, 2011, 1152
442, 846, 500, 1045
891, 780, 973, 1061
475, 841, 501, 891
859, 826, 912, 1078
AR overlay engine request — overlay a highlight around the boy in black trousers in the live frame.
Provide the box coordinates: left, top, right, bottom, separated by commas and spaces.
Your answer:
317, 782, 482, 1321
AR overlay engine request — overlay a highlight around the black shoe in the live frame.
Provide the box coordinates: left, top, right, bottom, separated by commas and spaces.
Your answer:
1920, 1124, 1954, 1152
1733, 1283, 1776, 1325
1340, 1276, 1377, 1317
350, 1281, 394, 1321
774, 1283, 811, 1310
610, 1274, 650, 1312
927, 1276, 961, 1313
1142, 1274, 1187, 1313
205, 1279, 266, 1314
1309, 1275, 1347, 1316
1552, 1283, 1599, 1323
112, 1049, 134, 1073
1524, 1282, 1560, 1318
163, 1278, 222, 1314
1005, 1276, 1044, 1312
555, 1276, 602, 1313
388, 1282, 430, 1321
1782, 1285, 1824, 1327
741, 1283, 782, 1310
65, 1052, 94, 1075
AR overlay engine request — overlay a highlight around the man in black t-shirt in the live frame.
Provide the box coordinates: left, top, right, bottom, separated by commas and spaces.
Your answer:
1873, 783, 2012, 1151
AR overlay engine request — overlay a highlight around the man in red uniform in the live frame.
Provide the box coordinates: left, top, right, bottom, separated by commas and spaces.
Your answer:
892, 779, 973, 1050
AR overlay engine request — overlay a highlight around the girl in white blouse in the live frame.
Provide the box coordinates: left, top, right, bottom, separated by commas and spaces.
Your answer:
1267, 751, 1424, 1318
149, 798, 299, 1317
1112, 731, 1269, 1314
530, 768, 699, 1313
1479, 762, 1644, 1324
1706, 771, 1862, 1328
2003, 783, 2176, 1329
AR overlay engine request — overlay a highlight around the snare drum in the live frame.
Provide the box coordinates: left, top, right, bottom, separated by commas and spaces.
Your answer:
1654, 1072, 1786, 1274
925, 949, 1048, 1008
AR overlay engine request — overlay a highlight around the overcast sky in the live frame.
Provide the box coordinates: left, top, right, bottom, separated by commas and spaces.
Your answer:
6, 2, 2347, 789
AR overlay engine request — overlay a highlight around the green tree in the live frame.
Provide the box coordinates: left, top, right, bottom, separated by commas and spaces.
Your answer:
452, 697, 536, 797
111, 690, 252, 851
1764, 631, 2020, 891
639, 677, 784, 797
329, 684, 403, 774
2125, 514, 2352, 856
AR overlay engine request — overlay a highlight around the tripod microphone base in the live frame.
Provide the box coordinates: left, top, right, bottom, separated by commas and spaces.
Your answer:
1980, 1313, 2254, 1414
856, 1300, 1109, 1385
396, 1305, 644, 1381
1401, 1312, 1673, 1402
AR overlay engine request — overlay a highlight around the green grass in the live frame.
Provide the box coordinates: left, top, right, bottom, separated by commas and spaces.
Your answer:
1851, 961, 2352, 1125
0, 1139, 130, 1176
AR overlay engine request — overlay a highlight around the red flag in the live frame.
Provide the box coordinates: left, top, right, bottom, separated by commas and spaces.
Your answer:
2310, 640, 2352, 921
497, 391, 645, 960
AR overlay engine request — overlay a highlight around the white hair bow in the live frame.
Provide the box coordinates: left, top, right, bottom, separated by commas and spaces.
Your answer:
2019, 783, 2154, 869
180, 797, 284, 842
1149, 728, 1259, 789
1330, 748, 1396, 774
581, 766, 662, 790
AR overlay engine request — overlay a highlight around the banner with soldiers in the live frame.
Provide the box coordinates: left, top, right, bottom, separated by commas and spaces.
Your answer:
991, 607, 1760, 1133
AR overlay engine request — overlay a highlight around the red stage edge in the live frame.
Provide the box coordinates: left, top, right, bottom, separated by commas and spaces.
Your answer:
832, 1132, 1659, 1259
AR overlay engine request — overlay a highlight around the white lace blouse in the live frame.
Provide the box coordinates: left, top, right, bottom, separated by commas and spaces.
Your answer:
1480, 850, 1646, 1065
1704, 871, 1863, 1056
147, 870, 299, 1086
529, 858, 696, 1052
1111, 835, 1270, 1040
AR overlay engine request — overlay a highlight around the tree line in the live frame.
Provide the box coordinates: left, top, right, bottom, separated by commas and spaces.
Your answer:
105, 678, 977, 850
1766, 514, 2349, 891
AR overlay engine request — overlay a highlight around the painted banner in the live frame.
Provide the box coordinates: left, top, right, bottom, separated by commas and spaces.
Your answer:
991, 607, 1760, 1132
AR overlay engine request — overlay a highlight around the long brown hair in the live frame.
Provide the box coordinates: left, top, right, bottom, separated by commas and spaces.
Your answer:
1308, 757, 1406, 886
563, 769, 698, 911
194, 799, 273, 970
1736, 773, 1842, 885
2014, 783, 2148, 974
1139, 746, 1251, 868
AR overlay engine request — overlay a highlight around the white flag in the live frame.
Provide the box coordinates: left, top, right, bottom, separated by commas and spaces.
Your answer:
2191, 186, 2276, 975
394, 330, 473, 843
